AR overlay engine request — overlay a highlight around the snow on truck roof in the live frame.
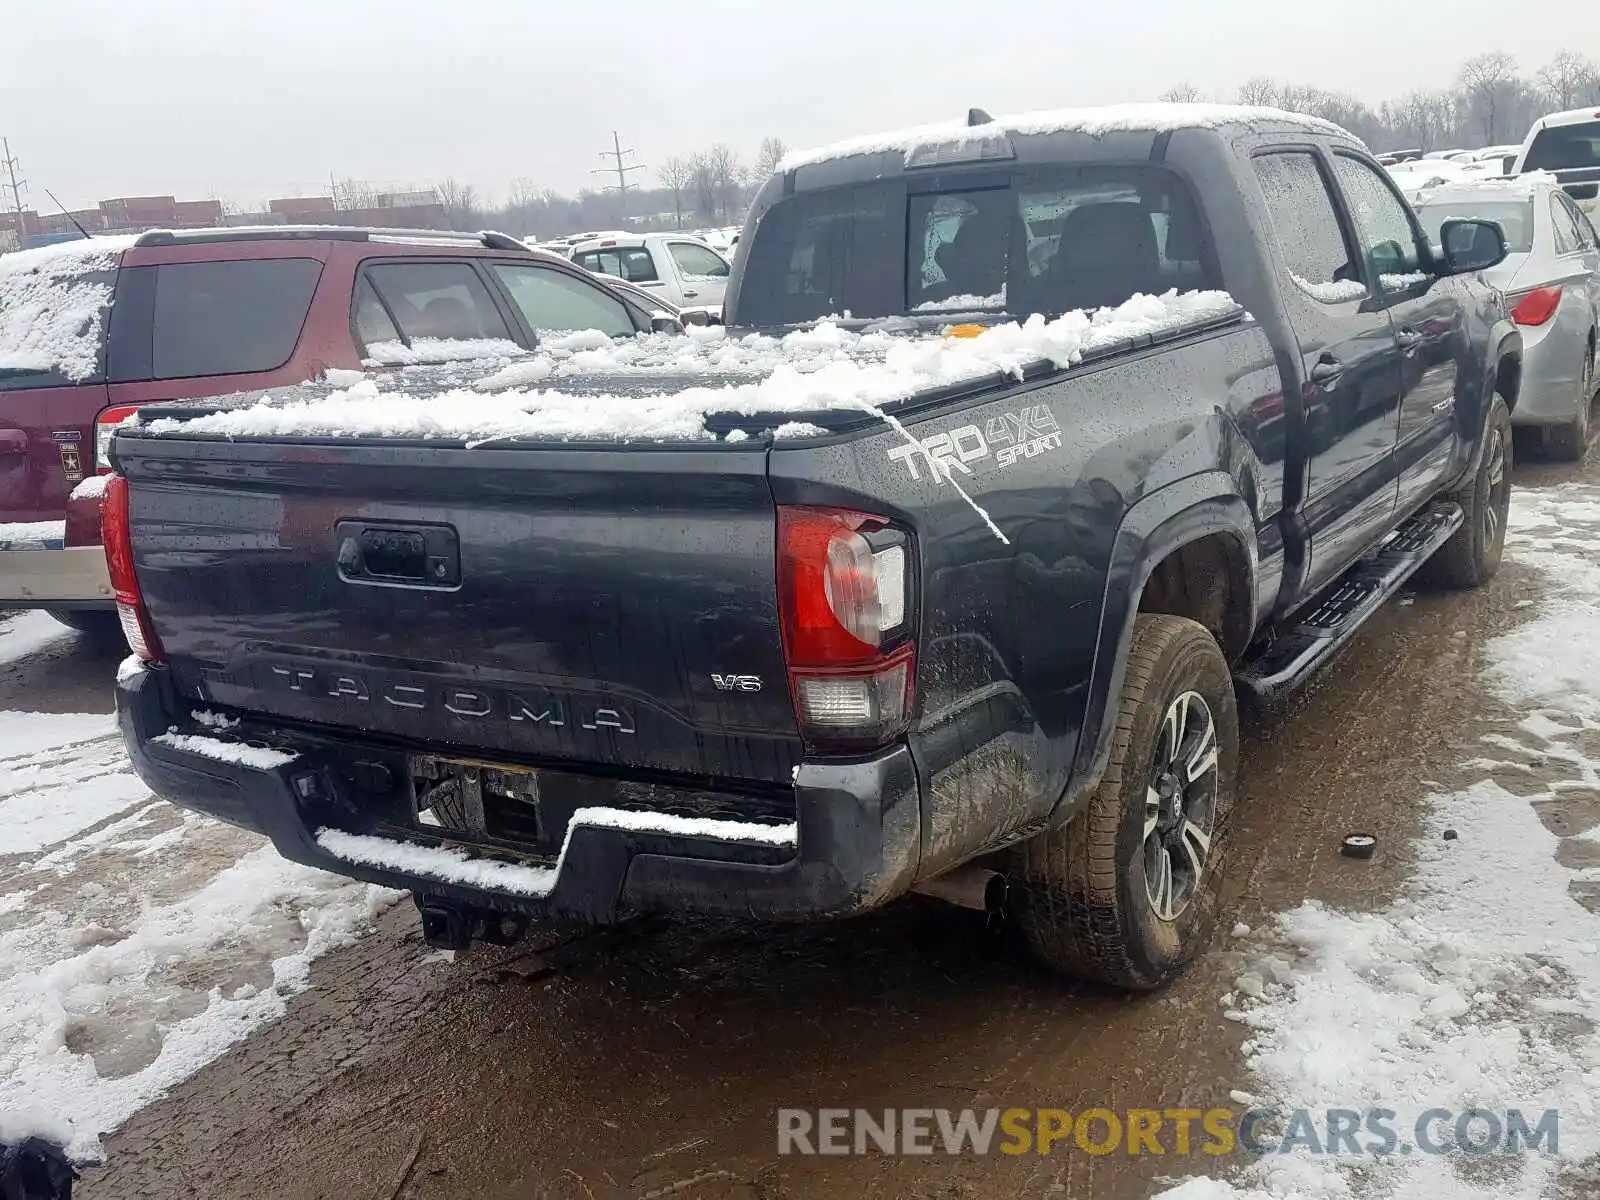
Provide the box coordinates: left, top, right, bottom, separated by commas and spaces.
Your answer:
778, 102, 1356, 172
134, 289, 1242, 447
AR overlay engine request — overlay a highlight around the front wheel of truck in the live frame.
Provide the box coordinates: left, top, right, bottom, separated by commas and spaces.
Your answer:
1005, 614, 1239, 989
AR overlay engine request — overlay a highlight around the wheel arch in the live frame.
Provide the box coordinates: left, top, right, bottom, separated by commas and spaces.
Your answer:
1056, 472, 1257, 825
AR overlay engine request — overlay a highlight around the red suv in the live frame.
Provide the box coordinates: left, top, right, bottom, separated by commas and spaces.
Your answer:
0, 226, 683, 641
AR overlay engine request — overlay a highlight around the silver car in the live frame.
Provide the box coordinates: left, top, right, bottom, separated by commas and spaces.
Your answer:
1411, 175, 1600, 459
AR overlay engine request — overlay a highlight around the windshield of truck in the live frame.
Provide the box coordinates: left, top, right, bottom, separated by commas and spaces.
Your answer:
1523, 121, 1600, 172
735, 166, 1218, 326
1413, 199, 1535, 253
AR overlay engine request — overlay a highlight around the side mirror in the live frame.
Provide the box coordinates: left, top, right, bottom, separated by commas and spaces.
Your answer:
1437, 218, 1508, 275
650, 313, 685, 334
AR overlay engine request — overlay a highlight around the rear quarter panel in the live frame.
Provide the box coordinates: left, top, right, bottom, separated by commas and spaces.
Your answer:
770, 323, 1281, 874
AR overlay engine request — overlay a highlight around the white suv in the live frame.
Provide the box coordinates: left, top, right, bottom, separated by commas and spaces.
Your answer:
1513, 108, 1600, 219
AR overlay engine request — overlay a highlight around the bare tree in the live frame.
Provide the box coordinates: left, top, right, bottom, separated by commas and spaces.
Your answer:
756, 136, 788, 176
1538, 51, 1598, 111
659, 155, 693, 229
703, 143, 745, 223
1238, 77, 1281, 107
331, 178, 379, 211
1459, 51, 1519, 142
436, 177, 482, 229
1159, 83, 1203, 103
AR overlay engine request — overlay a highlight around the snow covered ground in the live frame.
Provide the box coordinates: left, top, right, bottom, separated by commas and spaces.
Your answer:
1156, 482, 1600, 1197
0, 614, 397, 1161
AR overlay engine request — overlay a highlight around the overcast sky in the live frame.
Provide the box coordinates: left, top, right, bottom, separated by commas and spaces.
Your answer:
1, 0, 1588, 211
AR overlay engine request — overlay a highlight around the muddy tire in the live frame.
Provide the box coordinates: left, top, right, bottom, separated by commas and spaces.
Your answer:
1004, 614, 1238, 989
1544, 350, 1593, 462
1420, 394, 1512, 590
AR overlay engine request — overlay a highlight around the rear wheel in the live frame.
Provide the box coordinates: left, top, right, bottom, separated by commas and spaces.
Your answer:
1420, 394, 1512, 590
1544, 345, 1594, 462
1003, 614, 1238, 989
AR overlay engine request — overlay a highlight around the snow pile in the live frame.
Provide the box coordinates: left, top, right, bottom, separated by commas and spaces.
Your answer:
0, 612, 79, 667
0, 706, 399, 1160
1154, 483, 1600, 1199
362, 337, 526, 367
141, 290, 1240, 446
1292, 276, 1367, 304
0, 714, 145, 854
0, 521, 65, 551
913, 290, 1007, 313
150, 732, 296, 770
317, 805, 796, 897
780, 104, 1352, 172
0, 237, 134, 381
1409, 170, 1559, 206
68, 474, 110, 502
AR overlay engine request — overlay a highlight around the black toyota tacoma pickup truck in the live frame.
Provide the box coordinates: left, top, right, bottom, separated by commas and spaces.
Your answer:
108, 104, 1522, 988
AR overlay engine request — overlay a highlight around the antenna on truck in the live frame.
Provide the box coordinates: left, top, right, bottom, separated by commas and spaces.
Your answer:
43, 189, 92, 240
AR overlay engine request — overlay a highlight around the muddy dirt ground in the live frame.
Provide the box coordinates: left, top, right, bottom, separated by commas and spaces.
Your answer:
19, 450, 1585, 1200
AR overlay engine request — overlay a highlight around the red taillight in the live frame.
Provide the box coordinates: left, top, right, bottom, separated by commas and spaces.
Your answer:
777, 506, 913, 747
95, 404, 140, 472
101, 475, 164, 662
1511, 285, 1562, 326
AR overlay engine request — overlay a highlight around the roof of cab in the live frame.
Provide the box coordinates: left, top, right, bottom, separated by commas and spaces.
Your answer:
777, 102, 1357, 173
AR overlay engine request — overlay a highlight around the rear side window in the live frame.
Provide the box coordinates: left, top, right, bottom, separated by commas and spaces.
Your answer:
362, 261, 512, 347
491, 264, 635, 338
0, 256, 117, 390
667, 242, 729, 278
146, 259, 321, 379
1252, 153, 1362, 301
1524, 122, 1600, 172
1550, 195, 1584, 253
575, 248, 658, 283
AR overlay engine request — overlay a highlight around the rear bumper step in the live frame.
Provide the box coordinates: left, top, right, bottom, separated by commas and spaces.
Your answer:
115, 661, 923, 924
1235, 502, 1464, 702
0, 545, 114, 606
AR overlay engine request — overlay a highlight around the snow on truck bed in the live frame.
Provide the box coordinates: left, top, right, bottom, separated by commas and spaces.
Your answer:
134, 289, 1241, 446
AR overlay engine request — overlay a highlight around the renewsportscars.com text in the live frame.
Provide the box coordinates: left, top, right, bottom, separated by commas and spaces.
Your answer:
776, 1107, 1560, 1157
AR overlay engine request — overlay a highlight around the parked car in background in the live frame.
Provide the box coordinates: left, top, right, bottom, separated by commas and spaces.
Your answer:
0, 226, 685, 640
1410, 173, 1600, 458
1513, 109, 1600, 222
570, 233, 732, 314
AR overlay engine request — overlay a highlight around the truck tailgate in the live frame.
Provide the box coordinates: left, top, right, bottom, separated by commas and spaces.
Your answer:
117, 435, 801, 784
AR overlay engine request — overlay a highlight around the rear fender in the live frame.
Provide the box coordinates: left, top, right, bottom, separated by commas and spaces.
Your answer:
1453, 320, 1521, 489
1054, 472, 1257, 824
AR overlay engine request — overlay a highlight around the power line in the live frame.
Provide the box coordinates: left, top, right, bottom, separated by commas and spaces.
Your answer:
592, 130, 645, 222
1, 139, 26, 220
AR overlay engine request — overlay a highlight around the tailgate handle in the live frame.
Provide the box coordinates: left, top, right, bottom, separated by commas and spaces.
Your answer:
336, 521, 460, 588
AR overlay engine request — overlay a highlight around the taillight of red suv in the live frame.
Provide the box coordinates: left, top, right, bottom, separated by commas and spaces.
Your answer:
95, 404, 141, 473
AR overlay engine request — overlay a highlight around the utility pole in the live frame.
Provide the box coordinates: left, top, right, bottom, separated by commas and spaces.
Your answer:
1, 139, 26, 221
592, 130, 645, 224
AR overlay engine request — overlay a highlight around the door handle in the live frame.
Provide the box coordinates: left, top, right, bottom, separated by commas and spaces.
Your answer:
1309, 358, 1344, 386
682, 290, 699, 299
1396, 329, 1423, 351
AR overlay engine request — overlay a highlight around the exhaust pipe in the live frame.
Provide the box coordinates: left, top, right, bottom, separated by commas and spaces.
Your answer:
911, 866, 1006, 913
